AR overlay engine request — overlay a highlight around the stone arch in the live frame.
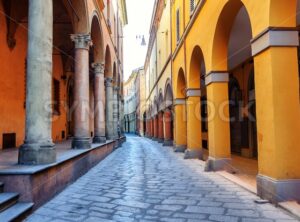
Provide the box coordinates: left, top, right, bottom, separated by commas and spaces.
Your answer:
104, 45, 112, 78
90, 14, 104, 63
113, 62, 117, 83
153, 96, 159, 116
69, 0, 89, 33
158, 90, 164, 111
164, 79, 173, 108
147, 105, 152, 119
211, 0, 253, 70
176, 68, 186, 99
189, 46, 206, 88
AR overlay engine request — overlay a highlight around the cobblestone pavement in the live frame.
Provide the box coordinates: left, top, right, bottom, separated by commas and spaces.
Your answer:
25, 135, 298, 222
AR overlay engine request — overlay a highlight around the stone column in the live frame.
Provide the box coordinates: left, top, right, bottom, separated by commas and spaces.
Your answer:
204, 72, 231, 171
113, 86, 119, 138
92, 63, 106, 143
105, 78, 115, 140
150, 118, 153, 137
158, 112, 164, 142
118, 93, 122, 136
251, 29, 300, 203
174, 99, 187, 152
163, 109, 173, 146
185, 89, 203, 159
153, 116, 158, 139
71, 34, 92, 149
19, 0, 55, 165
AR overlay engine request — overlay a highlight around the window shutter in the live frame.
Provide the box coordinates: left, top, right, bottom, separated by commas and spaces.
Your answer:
190, 0, 195, 13
176, 9, 180, 43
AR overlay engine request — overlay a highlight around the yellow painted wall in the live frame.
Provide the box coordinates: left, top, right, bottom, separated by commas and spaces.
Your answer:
171, 0, 300, 179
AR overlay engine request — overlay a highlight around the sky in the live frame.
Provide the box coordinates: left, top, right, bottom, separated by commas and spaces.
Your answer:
123, 0, 155, 82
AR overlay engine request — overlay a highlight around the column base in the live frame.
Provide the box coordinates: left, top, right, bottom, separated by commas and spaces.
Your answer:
163, 140, 173, 146
257, 174, 300, 203
92, 136, 106, 144
106, 135, 116, 140
204, 157, 231, 172
157, 138, 164, 143
184, 149, 203, 160
18, 143, 56, 165
174, 145, 186, 153
72, 137, 91, 149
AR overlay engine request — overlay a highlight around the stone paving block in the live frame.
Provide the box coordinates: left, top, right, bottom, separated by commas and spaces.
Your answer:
209, 215, 239, 222
162, 199, 197, 205
26, 136, 297, 222
112, 199, 151, 209
185, 206, 225, 215
154, 204, 184, 211
115, 205, 143, 214
226, 209, 260, 218
173, 212, 207, 219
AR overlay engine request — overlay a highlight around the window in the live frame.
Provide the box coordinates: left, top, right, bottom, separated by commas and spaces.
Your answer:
190, 0, 195, 14
176, 9, 180, 43
53, 78, 60, 115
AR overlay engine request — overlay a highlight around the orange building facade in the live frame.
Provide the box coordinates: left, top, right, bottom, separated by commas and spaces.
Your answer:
0, 0, 127, 163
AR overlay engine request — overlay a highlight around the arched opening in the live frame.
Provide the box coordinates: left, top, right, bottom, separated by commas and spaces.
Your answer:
52, 0, 77, 143
248, 68, 257, 158
104, 46, 112, 78
174, 68, 187, 150
104, 45, 113, 138
212, 1, 259, 182
229, 76, 242, 154
91, 15, 104, 64
158, 91, 164, 142
164, 82, 174, 144
67, 77, 74, 138
226, 5, 257, 160
189, 46, 208, 156
113, 62, 117, 83
176, 68, 186, 99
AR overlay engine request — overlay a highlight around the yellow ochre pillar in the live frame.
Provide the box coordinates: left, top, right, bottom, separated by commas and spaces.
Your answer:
251, 29, 300, 203
204, 72, 231, 171
185, 89, 203, 159
173, 98, 187, 152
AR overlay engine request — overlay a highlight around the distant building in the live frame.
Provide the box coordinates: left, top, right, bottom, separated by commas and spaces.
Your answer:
123, 68, 144, 133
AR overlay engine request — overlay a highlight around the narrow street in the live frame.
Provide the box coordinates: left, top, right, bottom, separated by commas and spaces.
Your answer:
26, 135, 297, 222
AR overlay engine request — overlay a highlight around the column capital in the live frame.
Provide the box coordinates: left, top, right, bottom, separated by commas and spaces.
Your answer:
71, 34, 92, 49
92, 62, 105, 75
251, 27, 299, 56
205, 72, 229, 86
105, 77, 113, 87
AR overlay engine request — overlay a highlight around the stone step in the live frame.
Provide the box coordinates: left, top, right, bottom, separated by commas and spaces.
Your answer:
0, 193, 19, 212
0, 202, 34, 222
